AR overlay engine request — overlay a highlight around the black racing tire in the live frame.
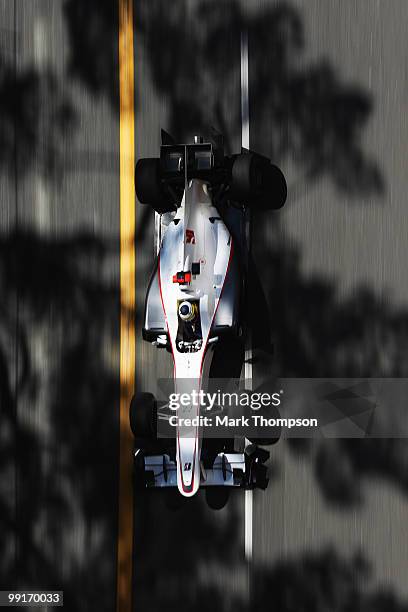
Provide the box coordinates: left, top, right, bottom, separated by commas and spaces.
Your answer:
205, 487, 230, 510
135, 158, 176, 214
229, 152, 265, 202
246, 397, 282, 446
257, 164, 287, 210
247, 435, 280, 446
253, 462, 269, 490
229, 152, 287, 210
129, 392, 157, 439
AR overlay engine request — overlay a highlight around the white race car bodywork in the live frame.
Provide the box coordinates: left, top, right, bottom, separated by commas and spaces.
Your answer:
136, 137, 286, 497
158, 179, 233, 496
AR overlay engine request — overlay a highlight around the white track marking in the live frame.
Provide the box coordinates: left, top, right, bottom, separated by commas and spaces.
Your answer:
154, 211, 161, 254
241, 29, 253, 563
241, 31, 250, 152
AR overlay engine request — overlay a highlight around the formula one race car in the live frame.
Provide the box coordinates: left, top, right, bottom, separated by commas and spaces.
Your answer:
130, 129, 286, 500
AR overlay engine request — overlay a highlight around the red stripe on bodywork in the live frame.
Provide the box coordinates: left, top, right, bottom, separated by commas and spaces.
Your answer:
158, 238, 234, 493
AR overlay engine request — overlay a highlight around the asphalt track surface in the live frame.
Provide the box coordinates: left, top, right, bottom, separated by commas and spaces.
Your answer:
1, 1, 408, 612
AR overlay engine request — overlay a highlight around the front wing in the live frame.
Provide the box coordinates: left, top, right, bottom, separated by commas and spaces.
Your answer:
137, 446, 270, 490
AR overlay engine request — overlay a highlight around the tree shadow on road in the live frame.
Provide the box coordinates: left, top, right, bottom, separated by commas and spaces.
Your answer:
0, 51, 76, 180
250, 548, 408, 612
0, 228, 247, 612
253, 217, 408, 507
63, 0, 119, 109
134, 0, 384, 196
133, 488, 244, 612
0, 229, 121, 611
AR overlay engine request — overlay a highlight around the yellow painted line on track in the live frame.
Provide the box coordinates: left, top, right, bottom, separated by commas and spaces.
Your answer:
117, 1, 135, 611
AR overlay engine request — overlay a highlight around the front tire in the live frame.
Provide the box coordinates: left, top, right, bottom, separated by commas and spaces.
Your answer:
247, 435, 280, 446
246, 398, 282, 445
129, 392, 157, 440
206, 487, 230, 510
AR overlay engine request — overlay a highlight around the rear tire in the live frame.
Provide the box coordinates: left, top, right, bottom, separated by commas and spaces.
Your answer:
129, 392, 157, 440
135, 158, 176, 214
258, 164, 287, 210
229, 152, 287, 210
